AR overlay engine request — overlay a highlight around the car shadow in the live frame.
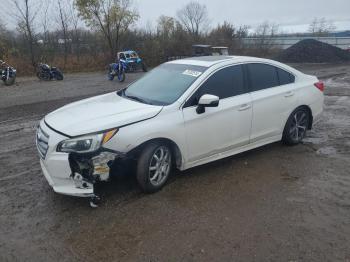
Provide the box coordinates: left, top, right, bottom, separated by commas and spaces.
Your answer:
52, 140, 301, 210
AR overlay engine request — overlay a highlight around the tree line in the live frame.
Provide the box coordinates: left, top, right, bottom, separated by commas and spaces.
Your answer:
0, 0, 337, 75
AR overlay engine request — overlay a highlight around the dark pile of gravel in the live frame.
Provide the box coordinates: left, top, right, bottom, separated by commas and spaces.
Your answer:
276, 39, 350, 63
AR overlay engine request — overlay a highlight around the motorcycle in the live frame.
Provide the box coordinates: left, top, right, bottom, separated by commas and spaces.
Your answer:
0, 60, 16, 86
108, 60, 126, 82
37, 63, 64, 81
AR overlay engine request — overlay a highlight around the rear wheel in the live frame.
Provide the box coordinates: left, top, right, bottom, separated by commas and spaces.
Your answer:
4, 76, 15, 86
117, 70, 125, 82
136, 142, 172, 193
282, 107, 310, 145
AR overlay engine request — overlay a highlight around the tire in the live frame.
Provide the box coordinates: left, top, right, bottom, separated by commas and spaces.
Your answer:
142, 62, 148, 72
4, 76, 15, 86
108, 73, 114, 81
136, 142, 172, 193
56, 71, 64, 80
117, 71, 125, 82
282, 107, 310, 145
38, 72, 50, 81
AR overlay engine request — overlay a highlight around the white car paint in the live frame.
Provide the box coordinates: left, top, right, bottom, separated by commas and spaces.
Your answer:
36, 56, 324, 197
45, 92, 163, 137
182, 92, 252, 163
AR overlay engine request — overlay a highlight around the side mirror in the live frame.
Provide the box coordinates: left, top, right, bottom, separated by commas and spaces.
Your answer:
196, 94, 219, 114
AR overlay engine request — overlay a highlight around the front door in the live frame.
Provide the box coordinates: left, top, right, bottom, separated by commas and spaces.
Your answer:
182, 65, 252, 163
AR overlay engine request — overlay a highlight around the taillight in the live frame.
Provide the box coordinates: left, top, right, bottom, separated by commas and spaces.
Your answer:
314, 81, 325, 92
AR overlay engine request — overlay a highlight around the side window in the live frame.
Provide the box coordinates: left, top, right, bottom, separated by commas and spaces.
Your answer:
247, 63, 279, 91
184, 65, 245, 107
277, 68, 295, 85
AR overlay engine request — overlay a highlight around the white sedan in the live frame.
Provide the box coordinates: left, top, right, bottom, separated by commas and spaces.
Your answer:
36, 56, 324, 205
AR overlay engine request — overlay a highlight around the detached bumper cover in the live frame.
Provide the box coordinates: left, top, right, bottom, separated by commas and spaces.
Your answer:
40, 158, 94, 197
37, 120, 95, 197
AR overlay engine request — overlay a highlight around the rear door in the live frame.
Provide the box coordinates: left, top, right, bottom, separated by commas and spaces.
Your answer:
246, 63, 297, 143
182, 65, 252, 163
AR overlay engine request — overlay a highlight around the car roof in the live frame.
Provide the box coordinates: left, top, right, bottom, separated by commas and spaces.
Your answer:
168, 56, 302, 77
168, 56, 268, 67
192, 44, 212, 48
121, 50, 136, 54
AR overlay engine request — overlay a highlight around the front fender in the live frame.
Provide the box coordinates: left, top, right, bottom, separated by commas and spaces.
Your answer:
103, 110, 188, 169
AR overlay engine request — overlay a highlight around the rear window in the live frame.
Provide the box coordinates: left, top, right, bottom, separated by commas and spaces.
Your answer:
277, 68, 295, 85
247, 63, 279, 91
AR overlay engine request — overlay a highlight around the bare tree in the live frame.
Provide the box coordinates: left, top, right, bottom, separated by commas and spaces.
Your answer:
236, 25, 250, 38
308, 18, 318, 35
69, 2, 83, 62
309, 17, 336, 36
75, 0, 139, 58
157, 15, 176, 37
253, 21, 280, 55
57, 0, 71, 67
11, 0, 41, 69
39, 0, 52, 62
176, 1, 209, 38
0, 18, 8, 58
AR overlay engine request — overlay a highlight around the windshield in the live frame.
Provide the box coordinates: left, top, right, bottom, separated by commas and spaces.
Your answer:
130, 52, 138, 58
120, 63, 207, 105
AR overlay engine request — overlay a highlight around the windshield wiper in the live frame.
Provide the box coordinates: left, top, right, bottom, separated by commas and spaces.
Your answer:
119, 89, 156, 105
124, 94, 151, 104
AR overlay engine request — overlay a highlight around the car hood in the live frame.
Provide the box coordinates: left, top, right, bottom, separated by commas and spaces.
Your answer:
45, 92, 163, 137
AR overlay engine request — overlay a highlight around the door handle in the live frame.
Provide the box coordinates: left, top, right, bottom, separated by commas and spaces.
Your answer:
284, 91, 294, 97
238, 104, 251, 111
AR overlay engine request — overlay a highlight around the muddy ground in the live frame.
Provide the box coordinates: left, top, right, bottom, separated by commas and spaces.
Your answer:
0, 64, 349, 261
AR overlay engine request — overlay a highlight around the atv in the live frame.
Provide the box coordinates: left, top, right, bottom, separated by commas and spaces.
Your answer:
117, 51, 147, 73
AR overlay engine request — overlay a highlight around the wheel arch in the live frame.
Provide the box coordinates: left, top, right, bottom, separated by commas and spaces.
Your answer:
128, 137, 183, 169
284, 105, 313, 131
297, 105, 313, 129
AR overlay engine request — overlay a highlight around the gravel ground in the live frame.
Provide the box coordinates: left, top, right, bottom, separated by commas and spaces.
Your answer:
0, 64, 349, 261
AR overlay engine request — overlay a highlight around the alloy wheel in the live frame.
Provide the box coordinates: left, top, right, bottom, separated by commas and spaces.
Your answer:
148, 146, 171, 186
289, 110, 308, 142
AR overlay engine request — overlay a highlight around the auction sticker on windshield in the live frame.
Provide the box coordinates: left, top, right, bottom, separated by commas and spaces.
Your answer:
182, 70, 202, 77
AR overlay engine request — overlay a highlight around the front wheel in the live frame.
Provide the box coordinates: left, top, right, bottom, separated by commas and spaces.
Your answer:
4, 76, 15, 86
136, 143, 172, 193
282, 107, 310, 145
37, 71, 50, 81
117, 70, 125, 82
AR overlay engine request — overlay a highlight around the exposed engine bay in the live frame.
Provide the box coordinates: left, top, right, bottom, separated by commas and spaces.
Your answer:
68, 151, 119, 190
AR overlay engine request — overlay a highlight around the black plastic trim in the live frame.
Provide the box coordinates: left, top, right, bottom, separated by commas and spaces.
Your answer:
44, 120, 71, 138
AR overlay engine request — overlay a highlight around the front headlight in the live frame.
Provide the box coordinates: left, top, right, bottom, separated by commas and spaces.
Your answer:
57, 129, 118, 153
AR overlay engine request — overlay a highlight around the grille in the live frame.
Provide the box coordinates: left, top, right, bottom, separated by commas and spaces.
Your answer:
36, 126, 49, 159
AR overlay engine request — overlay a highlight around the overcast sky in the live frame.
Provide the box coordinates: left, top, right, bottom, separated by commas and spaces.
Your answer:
1, 0, 349, 33
135, 0, 350, 33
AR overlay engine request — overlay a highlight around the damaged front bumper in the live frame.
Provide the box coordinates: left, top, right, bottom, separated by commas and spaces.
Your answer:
37, 121, 124, 198
40, 149, 121, 197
